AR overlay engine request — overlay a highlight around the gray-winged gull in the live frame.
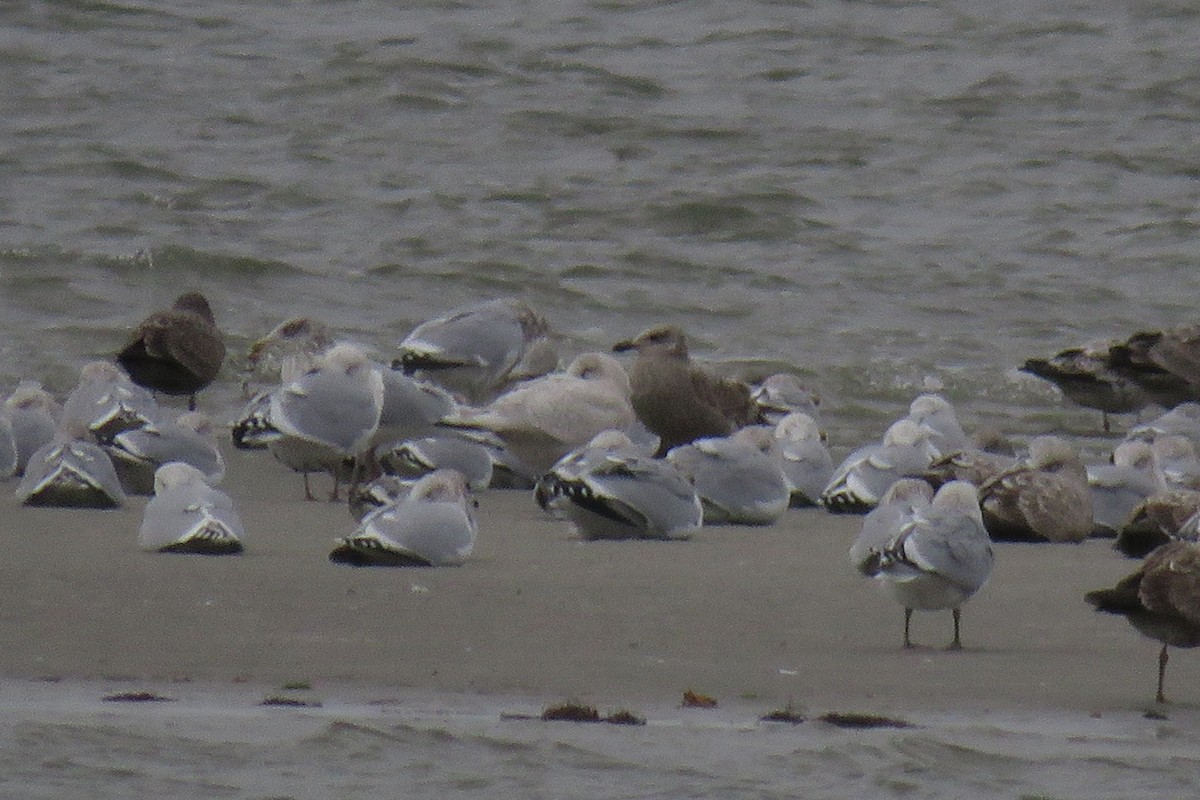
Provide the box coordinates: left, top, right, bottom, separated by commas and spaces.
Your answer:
613, 324, 759, 456
138, 462, 244, 555
3, 380, 59, 475
1087, 440, 1157, 537
1086, 540, 1200, 703
378, 433, 495, 491
439, 352, 635, 475
535, 429, 643, 517
772, 412, 833, 507
105, 411, 226, 495
268, 343, 384, 501
751, 373, 821, 428
117, 291, 225, 410
666, 426, 790, 526
17, 425, 126, 509
1125, 402, 1200, 452
395, 298, 557, 403
906, 393, 971, 458
819, 418, 937, 514
61, 361, 160, 444
850, 479, 994, 649
331, 469, 477, 566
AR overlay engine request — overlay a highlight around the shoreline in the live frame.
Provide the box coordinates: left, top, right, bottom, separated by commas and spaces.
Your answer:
1, 438, 1195, 718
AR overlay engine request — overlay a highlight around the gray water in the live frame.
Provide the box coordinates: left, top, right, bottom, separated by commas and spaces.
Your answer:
2, 2, 1200, 795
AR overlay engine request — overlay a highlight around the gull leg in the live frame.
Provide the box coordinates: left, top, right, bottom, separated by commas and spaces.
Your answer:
903, 608, 914, 649
1157, 645, 1169, 704
302, 472, 318, 502
948, 608, 963, 650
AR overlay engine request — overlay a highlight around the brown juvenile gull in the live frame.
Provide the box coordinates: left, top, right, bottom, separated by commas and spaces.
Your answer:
977, 435, 1093, 543
850, 479, 994, 649
1114, 489, 1200, 559
612, 324, 759, 456
117, 291, 225, 410
1021, 340, 1154, 431
244, 316, 335, 390
1086, 541, 1200, 704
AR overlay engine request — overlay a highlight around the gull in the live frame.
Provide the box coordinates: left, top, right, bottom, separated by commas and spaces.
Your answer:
1021, 341, 1153, 431
535, 429, 643, 515
1086, 541, 1200, 703
977, 435, 1093, 542
17, 424, 125, 509
545, 447, 702, 540
117, 291, 225, 409
105, 411, 225, 495
772, 412, 833, 507
905, 394, 971, 458
331, 469, 477, 566
395, 298, 557, 403
666, 426, 790, 526
1088, 440, 1158, 537
850, 479, 994, 649
439, 352, 635, 475
3, 380, 59, 475
613, 324, 759, 455
60, 361, 160, 444
819, 419, 937, 514
243, 316, 334, 392
138, 462, 244, 555
347, 474, 413, 522
1124, 402, 1200, 452
1149, 435, 1200, 492
1114, 489, 1200, 559
379, 433, 495, 491
268, 343, 384, 501
751, 373, 821, 428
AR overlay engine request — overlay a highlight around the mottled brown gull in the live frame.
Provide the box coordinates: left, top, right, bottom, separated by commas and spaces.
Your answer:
977, 435, 1093, 543
117, 291, 225, 410
1086, 541, 1200, 703
612, 324, 759, 456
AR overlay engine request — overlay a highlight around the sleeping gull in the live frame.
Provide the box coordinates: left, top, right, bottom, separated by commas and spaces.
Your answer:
268, 343, 384, 501
666, 426, 790, 526
772, 412, 833, 507
850, 479, 994, 649
347, 474, 414, 522
544, 447, 702, 540
613, 324, 759, 456
244, 316, 335, 389
3, 380, 59, 475
1086, 540, 1200, 703
819, 419, 937, 514
1087, 440, 1157, 537
330, 469, 477, 566
751, 373, 821, 428
17, 424, 126, 509
1124, 402, 1200, 452
977, 435, 1093, 542
60, 361, 160, 444
1114, 489, 1200, 559
395, 298, 557, 403
378, 433, 495, 491
138, 462, 244, 555
117, 291, 225, 410
905, 394, 971, 458
105, 411, 225, 495
439, 352, 635, 475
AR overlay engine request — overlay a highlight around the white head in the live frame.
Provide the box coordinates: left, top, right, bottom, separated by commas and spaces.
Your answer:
774, 412, 822, 444
153, 461, 208, 494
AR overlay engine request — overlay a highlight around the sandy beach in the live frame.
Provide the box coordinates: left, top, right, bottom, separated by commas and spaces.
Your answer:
2, 436, 1194, 716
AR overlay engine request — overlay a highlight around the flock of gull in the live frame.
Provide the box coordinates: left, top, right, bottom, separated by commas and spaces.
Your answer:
4, 292, 1200, 703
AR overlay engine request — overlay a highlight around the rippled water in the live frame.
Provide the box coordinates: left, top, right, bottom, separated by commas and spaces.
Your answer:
4, 0, 1200, 445
3, 2, 1200, 793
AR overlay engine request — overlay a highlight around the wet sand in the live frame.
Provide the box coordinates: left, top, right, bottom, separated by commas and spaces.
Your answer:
0, 438, 1195, 717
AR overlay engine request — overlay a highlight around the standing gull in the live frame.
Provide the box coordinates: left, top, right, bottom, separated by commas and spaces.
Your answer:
1086, 541, 1200, 703
850, 479, 994, 649
439, 352, 635, 475
268, 343, 384, 501
395, 298, 558, 403
331, 469, 477, 566
613, 324, 759, 456
138, 462, 244, 555
117, 291, 225, 409
1021, 341, 1153, 431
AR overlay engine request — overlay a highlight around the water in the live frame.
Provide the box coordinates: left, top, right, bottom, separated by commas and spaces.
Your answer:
2, 2, 1200, 794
